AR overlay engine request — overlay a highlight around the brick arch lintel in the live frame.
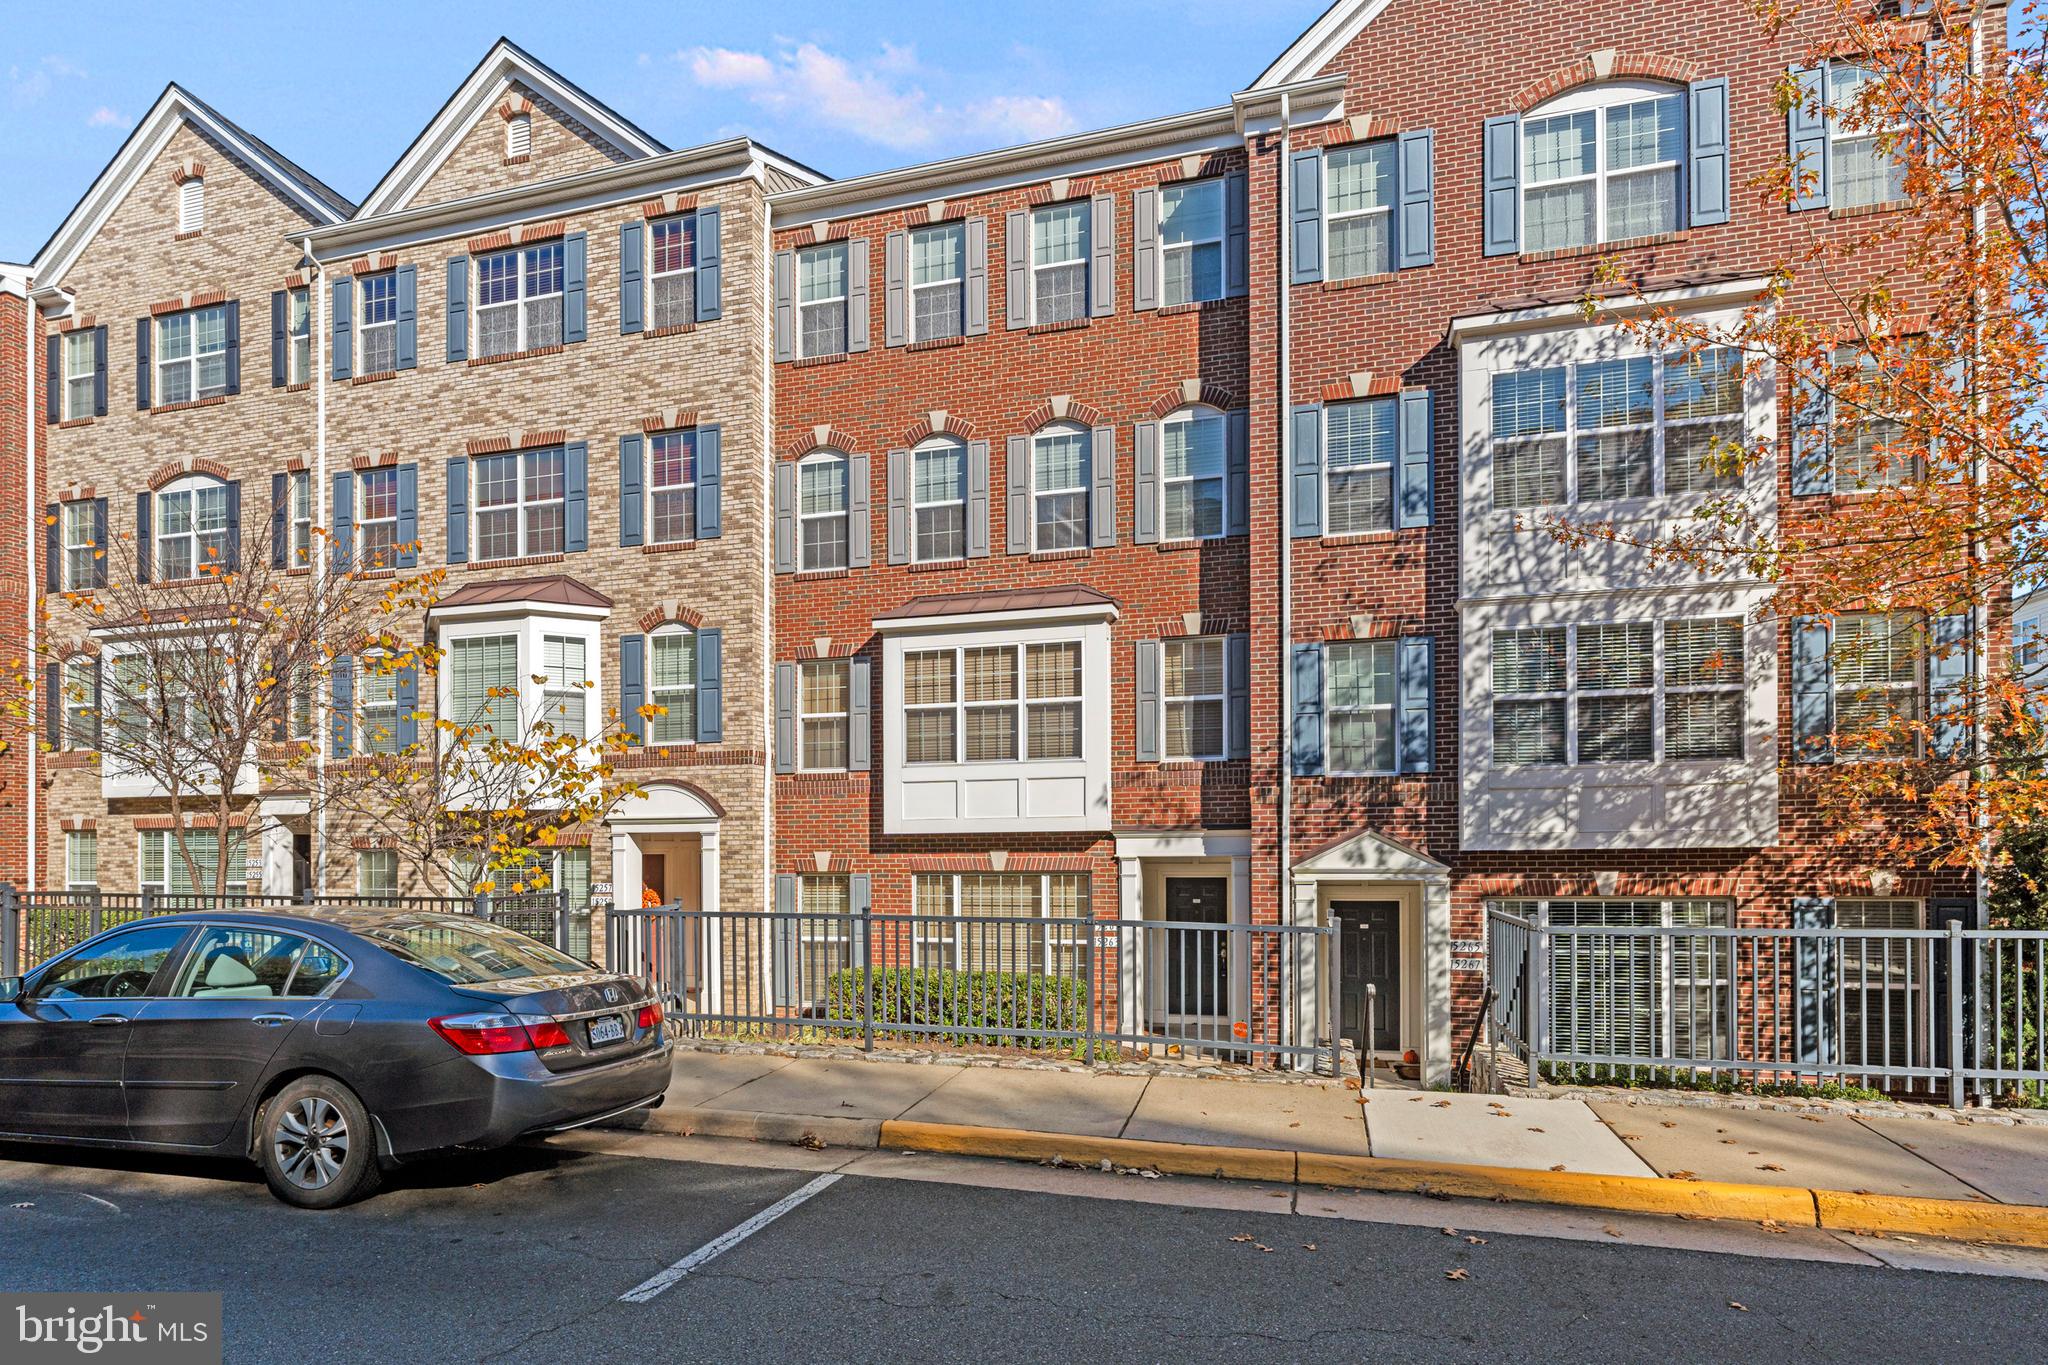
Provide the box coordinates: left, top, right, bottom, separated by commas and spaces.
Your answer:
782, 425, 859, 462
1021, 396, 1105, 431
901, 411, 980, 447
148, 456, 232, 490
1511, 51, 1703, 112
637, 602, 707, 633
498, 96, 535, 121
1147, 381, 1243, 420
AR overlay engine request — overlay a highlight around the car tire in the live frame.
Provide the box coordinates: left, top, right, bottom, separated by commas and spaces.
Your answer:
255, 1076, 383, 1210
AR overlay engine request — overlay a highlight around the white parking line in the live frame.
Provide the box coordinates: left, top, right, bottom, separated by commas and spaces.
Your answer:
618, 1173, 843, 1303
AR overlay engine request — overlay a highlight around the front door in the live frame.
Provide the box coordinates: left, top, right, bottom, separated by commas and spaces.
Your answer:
1163, 877, 1229, 1016
1335, 901, 1401, 1055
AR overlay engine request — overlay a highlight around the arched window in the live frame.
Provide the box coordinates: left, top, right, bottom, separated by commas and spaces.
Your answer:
911, 437, 967, 562
649, 625, 698, 744
1030, 423, 1089, 552
1160, 406, 1227, 541
1523, 81, 1684, 251
798, 451, 849, 571
155, 474, 231, 580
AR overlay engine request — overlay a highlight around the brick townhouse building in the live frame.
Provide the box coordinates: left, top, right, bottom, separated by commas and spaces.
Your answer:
10, 2, 1998, 1079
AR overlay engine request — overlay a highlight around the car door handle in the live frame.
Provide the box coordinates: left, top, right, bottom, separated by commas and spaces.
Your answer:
88, 1014, 129, 1027
251, 1014, 293, 1027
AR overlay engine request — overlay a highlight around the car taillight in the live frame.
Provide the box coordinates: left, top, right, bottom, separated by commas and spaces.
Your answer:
637, 1002, 663, 1031
429, 1013, 567, 1055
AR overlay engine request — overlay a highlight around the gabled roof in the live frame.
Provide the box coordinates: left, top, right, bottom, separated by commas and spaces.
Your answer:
430, 574, 613, 614
1293, 828, 1449, 878
1249, 0, 1394, 90
30, 83, 353, 289
354, 37, 669, 219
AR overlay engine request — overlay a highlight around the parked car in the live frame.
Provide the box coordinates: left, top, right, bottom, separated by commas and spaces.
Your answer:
0, 909, 672, 1207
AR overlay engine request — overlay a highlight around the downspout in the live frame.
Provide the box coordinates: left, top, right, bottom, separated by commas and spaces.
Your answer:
1968, 13, 1991, 937
24, 287, 38, 891
1276, 93, 1297, 1034
306, 238, 328, 896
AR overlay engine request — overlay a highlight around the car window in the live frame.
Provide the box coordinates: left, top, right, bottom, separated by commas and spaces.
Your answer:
36, 925, 192, 1000
284, 939, 348, 997
173, 927, 305, 1000
354, 916, 587, 985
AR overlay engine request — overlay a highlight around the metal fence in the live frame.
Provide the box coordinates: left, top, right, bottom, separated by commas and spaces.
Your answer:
1485, 907, 2048, 1107
608, 905, 1340, 1073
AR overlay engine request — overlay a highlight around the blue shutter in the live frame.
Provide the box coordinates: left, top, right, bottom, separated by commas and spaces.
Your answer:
1792, 618, 1834, 763
773, 663, 796, 773
1292, 643, 1325, 777
44, 335, 59, 423
618, 222, 644, 335
91, 326, 107, 416
223, 300, 241, 395
1482, 113, 1521, 256
1789, 65, 1830, 211
445, 458, 469, 564
270, 473, 288, 569
696, 206, 722, 322
224, 479, 242, 570
620, 634, 646, 744
445, 257, 468, 362
773, 875, 798, 1006
1791, 367, 1834, 495
43, 503, 58, 592
396, 463, 418, 568
43, 663, 59, 752
270, 291, 287, 387
1290, 150, 1323, 285
1687, 78, 1731, 227
331, 278, 352, 380
696, 627, 723, 745
1793, 897, 1838, 1063
1224, 171, 1249, 296
92, 499, 108, 588
330, 471, 353, 572
395, 264, 418, 370
1134, 642, 1161, 763
134, 316, 150, 410
564, 442, 588, 553
847, 654, 871, 772
395, 663, 419, 749
1227, 633, 1250, 760
1396, 128, 1435, 268
1397, 636, 1434, 774
1929, 613, 1971, 757
562, 232, 588, 344
618, 434, 644, 547
331, 656, 354, 758
697, 425, 722, 539
1291, 404, 1323, 538
1226, 411, 1249, 537
1397, 387, 1434, 528
134, 492, 151, 582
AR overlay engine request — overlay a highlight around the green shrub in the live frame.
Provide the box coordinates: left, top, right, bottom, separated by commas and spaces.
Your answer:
824, 967, 1113, 1060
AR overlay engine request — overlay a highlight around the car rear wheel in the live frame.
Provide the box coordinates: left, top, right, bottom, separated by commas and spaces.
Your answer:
256, 1077, 383, 1209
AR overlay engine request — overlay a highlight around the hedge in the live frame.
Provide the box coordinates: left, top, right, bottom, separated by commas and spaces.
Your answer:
824, 967, 1109, 1058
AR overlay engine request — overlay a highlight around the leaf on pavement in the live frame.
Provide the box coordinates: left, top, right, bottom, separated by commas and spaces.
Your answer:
1549, 1163, 1567, 1172
1758, 1163, 1786, 1172
1445, 1268, 1469, 1281
1229, 1233, 1256, 1243
1440, 1226, 1459, 1236
1729, 1301, 1748, 1312
1602, 1226, 1624, 1238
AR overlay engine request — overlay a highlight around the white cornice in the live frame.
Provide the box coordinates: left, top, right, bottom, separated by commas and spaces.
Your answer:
871, 602, 1120, 635
1251, 0, 1394, 90
1447, 275, 1775, 343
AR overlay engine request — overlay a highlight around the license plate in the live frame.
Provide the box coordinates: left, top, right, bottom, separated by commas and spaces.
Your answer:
587, 1015, 626, 1046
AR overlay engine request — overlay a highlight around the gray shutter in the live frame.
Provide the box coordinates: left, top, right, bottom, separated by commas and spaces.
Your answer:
134, 492, 150, 582
330, 471, 353, 571
445, 256, 468, 361
773, 663, 796, 772
564, 440, 588, 553
847, 654, 871, 772
1293, 644, 1325, 776
1226, 410, 1248, 536
1290, 149, 1324, 285
619, 434, 644, 547
1792, 617, 1834, 763
696, 627, 723, 744
620, 634, 646, 743
773, 462, 796, 573
1089, 194, 1116, 317
396, 664, 420, 749
1397, 636, 1434, 773
91, 326, 107, 416
1792, 897, 1838, 1063
846, 238, 870, 353
1133, 422, 1160, 543
1291, 404, 1323, 538
1090, 426, 1117, 549
697, 425, 722, 539
1134, 641, 1161, 763
966, 440, 991, 558
1482, 113, 1522, 256
331, 277, 352, 379
562, 231, 588, 343
849, 874, 871, 970
1005, 437, 1030, 556
964, 216, 989, 336
1005, 210, 1030, 330
1397, 387, 1434, 528
1687, 78, 1731, 227
1789, 65, 1830, 211
1929, 613, 1971, 757
270, 474, 287, 569
44, 335, 59, 422
330, 655, 354, 758
773, 250, 796, 363
619, 222, 644, 335
1397, 128, 1436, 268
1224, 171, 1249, 297
884, 230, 908, 347
270, 291, 287, 386
1226, 633, 1250, 760
134, 316, 150, 410
92, 499, 108, 587
395, 264, 418, 369
887, 448, 911, 564
1791, 367, 1834, 495
847, 452, 872, 568
773, 875, 798, 1006
1132, 188, 1160, 311
695, 206, 722, 322
223, 299, 241, 395
444, 458, 468, 564
396, 462, 418, 568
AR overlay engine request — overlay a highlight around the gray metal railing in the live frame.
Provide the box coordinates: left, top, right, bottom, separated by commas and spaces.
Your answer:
607, 905, 1340, 1073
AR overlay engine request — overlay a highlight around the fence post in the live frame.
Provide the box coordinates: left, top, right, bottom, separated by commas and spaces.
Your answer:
1947, 918, 1966, 1110
1531, 906, 1552, 1070
1326, 923, 1344, 1078
0, 884, 17, 977
859, 903, 874, 1054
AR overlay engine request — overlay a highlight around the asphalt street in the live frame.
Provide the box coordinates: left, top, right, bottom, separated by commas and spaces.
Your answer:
0, 1135, 2041, 1364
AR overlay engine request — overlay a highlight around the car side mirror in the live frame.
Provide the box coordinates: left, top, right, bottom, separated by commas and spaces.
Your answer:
0, 977, 21, 1004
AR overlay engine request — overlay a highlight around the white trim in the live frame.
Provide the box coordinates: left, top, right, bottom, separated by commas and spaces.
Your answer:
428, 595, 610, 624
1447, 276, 1773, 343
1251, 0, 1396, 89
1112, 830, 1252, 860
871, 600, 1118, 635
909, 436, 968, 564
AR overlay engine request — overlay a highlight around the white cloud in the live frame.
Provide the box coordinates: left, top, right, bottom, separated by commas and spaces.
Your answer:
8, 55, 85, 107
86, 106, 130, 130
965, 95, 1078, 144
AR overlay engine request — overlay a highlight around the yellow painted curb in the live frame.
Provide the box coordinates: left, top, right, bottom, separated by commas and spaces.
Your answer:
1815, 1190, 2048, 1249
878, 1120, 1297, 1184
1298, 1152, 1817, 1225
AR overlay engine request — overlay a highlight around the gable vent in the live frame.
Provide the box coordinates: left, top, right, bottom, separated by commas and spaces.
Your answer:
506, 113, 532, 158
178, 177, 204, 233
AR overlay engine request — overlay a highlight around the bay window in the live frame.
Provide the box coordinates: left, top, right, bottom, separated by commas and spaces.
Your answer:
541, 634, 588, 739
1492, 617, 1748, 766
449, 633, 519, 742
475, 242, 564, 359
903, 643, 1083, 764
438, 614, 605, 757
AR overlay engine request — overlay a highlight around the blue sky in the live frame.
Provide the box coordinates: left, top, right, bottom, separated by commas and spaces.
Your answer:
0, 0, 1330, 261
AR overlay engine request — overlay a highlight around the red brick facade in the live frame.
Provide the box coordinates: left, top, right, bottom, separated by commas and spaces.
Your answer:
0, 276, 32, 886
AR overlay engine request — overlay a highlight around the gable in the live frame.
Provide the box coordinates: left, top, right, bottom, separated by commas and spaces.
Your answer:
1251, 0, 1395, 88
405, 82, 637, 209
1293, 828, 1448, 877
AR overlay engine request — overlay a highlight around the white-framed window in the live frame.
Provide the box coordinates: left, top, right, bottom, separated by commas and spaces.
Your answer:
1833, 348, 1916, 491
1492, 617, 1747, 766
64, 830, 98, 889
1325, 398, 1396, 534
1828, 63, 1907, 210
62, 656, 98, 749
1163, 637, 1226, 761
1161, 407, 1228, 540
178, 176, 203, 233
1832, 613, 1922, 756
1523, 82, 1685, 251
449, 633, 520, 743
286, 287, 311, 385
62, 331, 95, 420
1574, 622, 1656, 762
1030, 202, 1088, 324
287, 664, 314, 743
475, 242, 564, 359
541, 634, 588, 739
506, 111, 532, 158
1327, 641, 1395, 774
286, 470, 312, 567
1492, 626, 1568, 765
358, 466, 400, 568
1664, 618, 1745, 760
797, 243, 848, 359
155, 306, 229, 406
472, 447, 565, 562
358, 271, 399, 375
438, 616, 604, 757
911, 872, 1089, 973
1031, 425, 1089, 551
1497, 898, 1733, 1060
357, 848, 399, 898
1159, 179, 1225, 306
903, 642, 1082, 765
796, 875, 852, 997
649, 215, 697, 329
155, 476, 230, 581
1326, 141, 1395, 280
909, 223, 965, 342
1663, 348, 1746, 494
799, 659, 850, 771
1836, 898, 1924, 1069
797, 452, 849, 572
140, 828, 247, 896
61, 500, 97, 591
912, 439, 967, 563
358, 649, 400, 756
649, 627, 697, 744
649, 429, 697, 545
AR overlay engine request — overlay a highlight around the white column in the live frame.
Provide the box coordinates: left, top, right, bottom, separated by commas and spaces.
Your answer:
1423, 875, 1453, 1087
1117, 856, 1143, 1040
700, 828, 722, 1014
1293, 879, 1323, 1070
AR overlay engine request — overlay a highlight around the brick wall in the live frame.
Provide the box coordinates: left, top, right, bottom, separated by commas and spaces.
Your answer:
0, 288, 31, 885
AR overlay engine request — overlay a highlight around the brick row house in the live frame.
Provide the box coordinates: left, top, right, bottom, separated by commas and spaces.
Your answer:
11, 3, 1998, 1080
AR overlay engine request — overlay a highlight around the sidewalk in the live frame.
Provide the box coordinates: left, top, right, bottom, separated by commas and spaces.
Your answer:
609, 1048, 2048, 1247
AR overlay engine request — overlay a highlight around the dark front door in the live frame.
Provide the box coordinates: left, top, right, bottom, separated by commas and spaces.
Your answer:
1335, 901, 1401, 1054
1164, 877, 1229, 1016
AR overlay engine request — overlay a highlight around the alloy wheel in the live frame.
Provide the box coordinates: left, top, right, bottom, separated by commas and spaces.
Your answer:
271, 1097, 351, 1191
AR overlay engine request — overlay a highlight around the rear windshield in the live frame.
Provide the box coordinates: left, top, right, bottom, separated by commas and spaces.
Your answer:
354, 916, 589, 985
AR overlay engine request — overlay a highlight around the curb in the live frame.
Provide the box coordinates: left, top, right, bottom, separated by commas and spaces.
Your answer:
620, 1104, 883, 1150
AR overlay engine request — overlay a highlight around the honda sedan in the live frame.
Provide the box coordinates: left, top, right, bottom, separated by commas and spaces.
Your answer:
0, 909, 672, 1207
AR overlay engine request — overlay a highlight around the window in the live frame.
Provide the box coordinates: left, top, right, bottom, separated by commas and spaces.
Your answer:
1163, 637, 1226, 761
286, 288, 311, 385
911, 873, 1088, 973
649, 628, 697, 743
1575, 358, 1655, 501
1834, 349, 1915, 490
155, 306, 229, 406
62, 331, 94, 420
1159, 179, 1225, 306
541, 634, 587, 739
650, 215, 697, 329
506, 111, 532, 158
1833, 613, 1922, 755
287, 664, 314, 743
1325, 399, 1396, 534
1523, 85, 1683, 251
1499, 898, 1732, 1061
912, 440, 967, 562
473, 448, 565, 561
1664, 618, 1745, 760
1493, 617, 1747, 766
358, 650, 400, 756
1161, 408, 1227, 540
1326, 141, 1395, 280
60, 500, 97, 591
62, 656, 98, 749
139, 829, 247, 897
286, 470, 312, 567
64, 830, 97, 889
909, 223, 964, 342
1031, 427, 1089, 551
1575, 622, 1655, 762
1031, 203, 1088, 324
1327, 641, 1395, 774
357, 849, 398, 898
649, 430, 698, 545
795, 875, 852, 1001
1828, 64, 1906, 210
475, 242, 564, 359
1837, 899, 1924, 1070
178, 177, 203, 233
36, 924, 188, 1000
358, 271, 399, 375
797, 243, 848, 359
903, 643, 1082, 764
798, 452, 848, 571
1663, 349, 1746, 494
799, 659, 849, 771
357, 466, 400, 567
450, 634, 519, 743
156, 477, 230, 581
173, 926, 311, 998
1493, 626, 1569, 765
